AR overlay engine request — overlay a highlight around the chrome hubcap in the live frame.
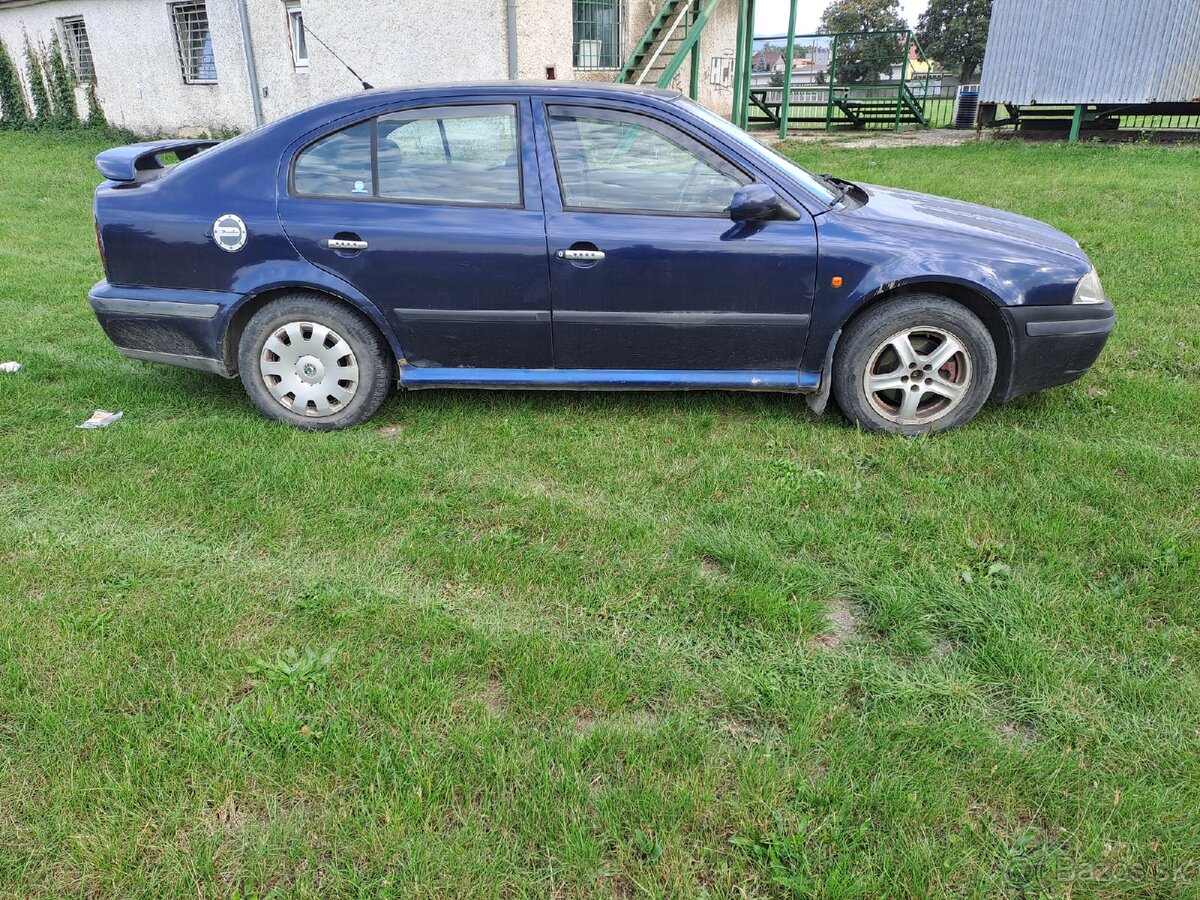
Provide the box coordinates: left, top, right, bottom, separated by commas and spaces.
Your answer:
259, 321, 359, 417
864, 326, 972, 426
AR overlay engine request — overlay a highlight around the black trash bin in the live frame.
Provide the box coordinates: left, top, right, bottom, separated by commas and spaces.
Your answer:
954, 85, 980, 129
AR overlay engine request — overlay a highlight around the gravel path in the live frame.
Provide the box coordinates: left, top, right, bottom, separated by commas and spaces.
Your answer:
756, 128, 984, 149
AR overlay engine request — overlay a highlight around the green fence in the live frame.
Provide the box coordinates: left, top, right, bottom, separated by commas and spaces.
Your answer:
740, 30, 949, 135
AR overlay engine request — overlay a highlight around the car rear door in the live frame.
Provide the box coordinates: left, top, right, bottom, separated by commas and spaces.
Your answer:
533, 100, 819, 371
277, 97, 551, 368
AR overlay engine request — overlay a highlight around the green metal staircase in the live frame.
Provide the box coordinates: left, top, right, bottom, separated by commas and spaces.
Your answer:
615, 0, 724, 92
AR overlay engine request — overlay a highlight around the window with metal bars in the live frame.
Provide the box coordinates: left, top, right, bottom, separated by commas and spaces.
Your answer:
58, 16, 95, 84
573, 0, 622, 70
169, 0, 217, 84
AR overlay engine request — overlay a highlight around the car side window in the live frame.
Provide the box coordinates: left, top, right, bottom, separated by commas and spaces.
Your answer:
292, 120, 374, 197
376, 105, 520, 206
546, 105, 748, 215
291, 104, 521, 207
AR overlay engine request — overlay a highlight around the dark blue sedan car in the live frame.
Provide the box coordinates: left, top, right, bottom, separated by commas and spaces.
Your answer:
90, 82, 1114, 434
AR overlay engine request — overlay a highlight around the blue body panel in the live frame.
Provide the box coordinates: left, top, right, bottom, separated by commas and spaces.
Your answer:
90, 80, 1109, 402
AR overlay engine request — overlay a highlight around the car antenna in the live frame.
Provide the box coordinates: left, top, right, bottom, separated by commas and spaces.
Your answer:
302, 24, 374, 90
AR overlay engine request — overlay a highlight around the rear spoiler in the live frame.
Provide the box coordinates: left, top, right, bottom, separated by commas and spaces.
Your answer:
95, 139, 220, 183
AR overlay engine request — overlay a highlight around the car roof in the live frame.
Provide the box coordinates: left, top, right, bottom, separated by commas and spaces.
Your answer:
198, 81, 691, 179
347, 80, 679, 103
274, 81, 679, 132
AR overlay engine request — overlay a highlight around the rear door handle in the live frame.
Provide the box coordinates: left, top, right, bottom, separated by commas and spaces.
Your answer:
556, 248, 605, 262
323, 237, 369, 251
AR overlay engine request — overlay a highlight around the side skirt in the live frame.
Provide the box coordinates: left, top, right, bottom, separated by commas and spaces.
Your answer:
397, 367, 820, 392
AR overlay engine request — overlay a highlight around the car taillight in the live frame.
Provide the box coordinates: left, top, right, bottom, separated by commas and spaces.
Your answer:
94, 218, 105, 272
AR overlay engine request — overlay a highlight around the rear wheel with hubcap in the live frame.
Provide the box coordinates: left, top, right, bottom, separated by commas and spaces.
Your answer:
238, 293, 392, 430
832, 295, 996, 434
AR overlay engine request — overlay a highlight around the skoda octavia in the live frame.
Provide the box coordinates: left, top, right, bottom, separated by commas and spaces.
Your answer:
90, 82, 1114, 434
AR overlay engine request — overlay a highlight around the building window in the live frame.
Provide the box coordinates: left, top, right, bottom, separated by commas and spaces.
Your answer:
285, 0, 308, 69
169, 1, 217, 84
573, 0, 622, 70
58, 16, 95, 84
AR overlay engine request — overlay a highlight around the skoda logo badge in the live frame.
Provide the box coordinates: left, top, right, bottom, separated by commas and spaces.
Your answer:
212, 214, 247, 252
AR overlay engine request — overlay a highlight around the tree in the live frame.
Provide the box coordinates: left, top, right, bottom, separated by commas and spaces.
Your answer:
819, 0, 906, 84
917, 0, 993, 82
820, 0, 906, 33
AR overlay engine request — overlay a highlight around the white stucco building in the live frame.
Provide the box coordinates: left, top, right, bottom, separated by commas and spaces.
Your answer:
0, 0, 741, 135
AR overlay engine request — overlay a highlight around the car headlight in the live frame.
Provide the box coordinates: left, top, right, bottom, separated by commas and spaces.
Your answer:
1073, 269, 1107, 305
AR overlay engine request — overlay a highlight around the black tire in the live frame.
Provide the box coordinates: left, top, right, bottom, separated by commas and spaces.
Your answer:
237, 293, 392, 431
832, 294, 997, 435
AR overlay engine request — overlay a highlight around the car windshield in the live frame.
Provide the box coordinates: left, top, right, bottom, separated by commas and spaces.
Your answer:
679, 99, 839, 205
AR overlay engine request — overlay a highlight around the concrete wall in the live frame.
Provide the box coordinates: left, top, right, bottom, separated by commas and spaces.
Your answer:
3, 0, 263, 132
0, 0, 738, 134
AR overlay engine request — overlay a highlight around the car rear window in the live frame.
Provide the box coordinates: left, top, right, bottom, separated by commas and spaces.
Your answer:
377, 106, 520, 206
292, 120, 374, 197
291, 104, 521, 208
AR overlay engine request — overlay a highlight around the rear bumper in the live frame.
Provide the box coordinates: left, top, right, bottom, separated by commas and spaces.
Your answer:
89, 281, 235, 376
998, 301, 1115, 401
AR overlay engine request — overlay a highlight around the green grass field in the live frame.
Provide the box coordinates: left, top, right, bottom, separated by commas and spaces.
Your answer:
1, 130, 1198, 897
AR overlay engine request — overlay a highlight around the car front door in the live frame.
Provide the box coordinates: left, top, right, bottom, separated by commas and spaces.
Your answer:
534, 101, 819, 372
277, 98, 551, 369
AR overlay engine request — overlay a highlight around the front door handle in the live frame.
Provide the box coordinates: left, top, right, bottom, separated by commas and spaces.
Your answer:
556, 248, 605, 262
323, 237, 369, 251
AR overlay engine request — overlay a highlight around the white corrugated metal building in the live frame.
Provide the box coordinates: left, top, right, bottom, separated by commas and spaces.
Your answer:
977, 0, 1200, 134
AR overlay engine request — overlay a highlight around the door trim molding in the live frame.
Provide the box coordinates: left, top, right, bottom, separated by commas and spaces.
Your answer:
390, 308, 809, 329
392, 307, 551, 324
553, 310, 811, 327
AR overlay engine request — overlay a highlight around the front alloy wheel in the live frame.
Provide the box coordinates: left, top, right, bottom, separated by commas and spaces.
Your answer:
832, 294, 997, 434
864, 326, 973, 427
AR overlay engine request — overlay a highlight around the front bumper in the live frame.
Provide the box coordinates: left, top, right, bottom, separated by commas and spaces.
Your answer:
89, 281, 235, 376
997, 300, 1115, 402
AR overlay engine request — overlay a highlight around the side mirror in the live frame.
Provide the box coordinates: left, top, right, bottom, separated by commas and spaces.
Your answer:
728, 183, 800, 222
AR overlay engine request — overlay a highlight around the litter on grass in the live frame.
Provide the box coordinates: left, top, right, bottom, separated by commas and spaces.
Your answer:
0, 361, 20, 373
77, 410, 124, 429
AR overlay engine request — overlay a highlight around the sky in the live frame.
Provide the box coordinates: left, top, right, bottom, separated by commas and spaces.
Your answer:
753, 0, 930, 38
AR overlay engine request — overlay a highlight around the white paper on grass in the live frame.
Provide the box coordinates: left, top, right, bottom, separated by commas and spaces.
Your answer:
77, 410, 124, 429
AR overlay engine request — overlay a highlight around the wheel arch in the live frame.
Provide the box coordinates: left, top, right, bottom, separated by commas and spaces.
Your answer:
833, 279, 1016, 403
220, 284, 402, 375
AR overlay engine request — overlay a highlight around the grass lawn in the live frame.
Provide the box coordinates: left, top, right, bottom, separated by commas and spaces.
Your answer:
1, 129, 1198, 897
